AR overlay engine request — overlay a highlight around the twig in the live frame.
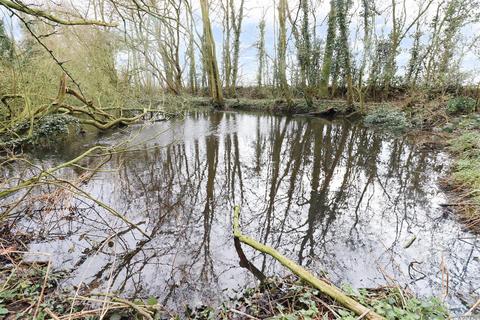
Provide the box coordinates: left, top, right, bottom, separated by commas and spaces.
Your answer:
229, 308, 260, 319
356, 310, 370, 319
0, 0, 117, 26
440, 255, 449, 300
33, 257, 52, 319
111, 297, 153, 320
100, 241, 118, 320
465, 298, 480, 316
11, 11, 87, 98
44, 307, 61, 320
59, 305, 126, 319
316, 298, 341, 318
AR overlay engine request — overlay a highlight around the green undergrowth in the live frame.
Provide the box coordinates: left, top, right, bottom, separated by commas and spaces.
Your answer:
441, 110, 480, 231
446, 96, 476, 115
188, 277, 449, 320
0, 263, 70, 319
0, 264, 451, 320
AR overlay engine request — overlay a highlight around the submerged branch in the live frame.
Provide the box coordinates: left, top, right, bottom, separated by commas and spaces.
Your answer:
234, 235, 266, 282
0, 146, 105, 199
0, 144, 150, 238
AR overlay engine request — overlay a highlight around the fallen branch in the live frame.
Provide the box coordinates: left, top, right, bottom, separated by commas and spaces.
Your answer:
64, 87, 115, 120
234, 233, 266, 282
79, 112, 147, 130
232, 206, 385, 320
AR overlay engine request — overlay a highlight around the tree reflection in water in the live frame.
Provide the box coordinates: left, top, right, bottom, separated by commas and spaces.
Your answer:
19, 111, 479, 312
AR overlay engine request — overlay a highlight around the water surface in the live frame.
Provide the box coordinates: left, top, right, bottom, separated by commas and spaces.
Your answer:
10, 111, 479, 313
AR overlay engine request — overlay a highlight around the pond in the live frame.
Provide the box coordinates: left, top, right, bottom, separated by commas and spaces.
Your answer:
7, 110, 480, 314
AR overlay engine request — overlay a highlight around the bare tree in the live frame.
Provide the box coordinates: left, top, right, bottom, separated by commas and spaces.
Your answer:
200, 0, 224, 107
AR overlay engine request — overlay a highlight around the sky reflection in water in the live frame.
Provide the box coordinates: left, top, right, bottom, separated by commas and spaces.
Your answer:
18, 111, 479, 313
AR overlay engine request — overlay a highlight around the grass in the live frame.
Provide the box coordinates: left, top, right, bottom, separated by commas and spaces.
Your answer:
447, 130, 480, 230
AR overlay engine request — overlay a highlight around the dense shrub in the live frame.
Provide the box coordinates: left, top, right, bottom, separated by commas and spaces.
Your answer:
446, 96, 476, 115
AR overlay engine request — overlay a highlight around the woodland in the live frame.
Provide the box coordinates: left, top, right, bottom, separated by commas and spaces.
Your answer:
0, 0, 479, 319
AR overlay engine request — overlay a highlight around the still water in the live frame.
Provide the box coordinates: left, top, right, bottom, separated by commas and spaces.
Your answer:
11, 111, 479, 313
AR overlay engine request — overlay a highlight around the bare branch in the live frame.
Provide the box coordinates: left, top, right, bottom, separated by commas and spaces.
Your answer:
0, 0, 117, 26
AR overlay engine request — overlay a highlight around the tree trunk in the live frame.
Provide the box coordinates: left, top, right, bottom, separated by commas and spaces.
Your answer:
200, 0, 224, 107
256, 18, 266, 88
337, 0, 354, 107
230, 0, 245, 97
277, 0, 292, 105
222, 0, 232, 95
319, 0, 337, 98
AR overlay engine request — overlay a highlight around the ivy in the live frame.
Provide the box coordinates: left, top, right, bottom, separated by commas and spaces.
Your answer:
1, 114, 80, 148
